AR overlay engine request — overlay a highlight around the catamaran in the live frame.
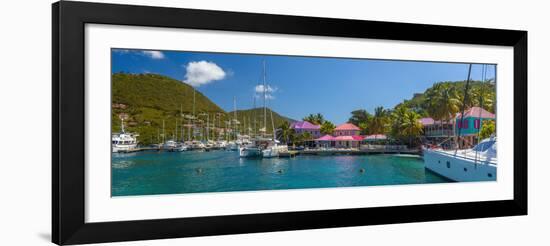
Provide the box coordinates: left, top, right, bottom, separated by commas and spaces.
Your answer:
112, 118, 139, 153
423, 137, 496, 182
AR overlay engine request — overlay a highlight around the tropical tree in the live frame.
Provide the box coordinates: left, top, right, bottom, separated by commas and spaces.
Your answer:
426, 83, 461, 137
303, 113, 325, 125
479, 120, 495, 139
400, 110, 423, 146
471, 82, 496, 113
320, 121, 336, 135
293, 132, 313, 146
389, 105, 409, 140
348, 109, 372, 134
348, 109, 371, 126
367, 106, 389, 136
277, 121, 295, 144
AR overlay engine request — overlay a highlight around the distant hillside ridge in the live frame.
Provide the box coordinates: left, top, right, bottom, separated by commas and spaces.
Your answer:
228, 107, 296, 135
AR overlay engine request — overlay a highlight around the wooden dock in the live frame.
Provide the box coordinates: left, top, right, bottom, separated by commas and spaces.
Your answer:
279, 150, 299, 158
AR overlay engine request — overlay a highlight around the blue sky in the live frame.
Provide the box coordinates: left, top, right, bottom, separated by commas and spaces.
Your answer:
112, 49, 496, 124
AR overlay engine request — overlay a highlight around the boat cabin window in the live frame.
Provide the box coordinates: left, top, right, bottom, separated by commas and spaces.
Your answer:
473, 140, 495, 152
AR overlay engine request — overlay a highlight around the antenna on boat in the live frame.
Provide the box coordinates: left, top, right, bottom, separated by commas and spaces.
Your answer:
162, 119, 165, 144
120, 116, 125, 133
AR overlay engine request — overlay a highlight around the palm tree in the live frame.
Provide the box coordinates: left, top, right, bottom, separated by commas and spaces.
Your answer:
400, 111, 423, 146
471, 82, 495, 113
320, 121, 336, 135
368, 106, 389, 138
427, 83, 461, 137
390, 105, 409, 140
277, 121, 295, 144
303, 113, 324, 125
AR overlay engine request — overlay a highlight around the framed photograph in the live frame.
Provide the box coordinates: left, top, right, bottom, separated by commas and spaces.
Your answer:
52, 1, 527, 245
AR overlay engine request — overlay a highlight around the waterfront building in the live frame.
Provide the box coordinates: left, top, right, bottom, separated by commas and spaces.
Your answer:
455, 106, 495, 147
419, 117, 454, 140
420, 106, 495, 147
333, 123, 361, 136
334, 135, 364, 148
290, 121, 321, 138
314, 123, 363, 148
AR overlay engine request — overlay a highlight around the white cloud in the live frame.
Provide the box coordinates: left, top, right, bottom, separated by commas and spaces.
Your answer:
254, 84, 277, 94
184, 61, 226, 87
141, 50, 165, 59
254, 84, 277, 100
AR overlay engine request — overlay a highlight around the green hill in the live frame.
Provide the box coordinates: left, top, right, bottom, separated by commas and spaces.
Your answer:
228, 107, 296, 135
111, 73, 295, 145
112, 73, 229, 145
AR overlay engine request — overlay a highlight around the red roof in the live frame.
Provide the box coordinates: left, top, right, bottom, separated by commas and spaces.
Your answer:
419, 117, 453, 126
455, 107, 495, 119
419, 117, 435, 126
334, 123, 360, 131
334, 136, 362, 141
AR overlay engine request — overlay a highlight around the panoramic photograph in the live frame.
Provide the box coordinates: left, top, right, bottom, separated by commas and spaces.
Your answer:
111, 48, 497, 197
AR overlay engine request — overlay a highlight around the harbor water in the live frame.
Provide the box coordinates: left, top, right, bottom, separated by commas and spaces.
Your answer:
112, 150, 451, 196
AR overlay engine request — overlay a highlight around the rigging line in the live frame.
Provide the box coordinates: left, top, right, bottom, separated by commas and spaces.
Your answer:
455, 63, 473, 155
474, 64, 488, 166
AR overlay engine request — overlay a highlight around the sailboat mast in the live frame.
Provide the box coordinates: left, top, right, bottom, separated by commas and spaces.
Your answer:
456, 64, 473, 149
162, 119, 165, 143
253, 95, 256, 137
120, 117, 125, 133
233, 96, 237, 140
263, 60, 267, 136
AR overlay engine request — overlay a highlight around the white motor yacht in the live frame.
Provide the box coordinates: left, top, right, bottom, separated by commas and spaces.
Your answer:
112, 118, 139, 153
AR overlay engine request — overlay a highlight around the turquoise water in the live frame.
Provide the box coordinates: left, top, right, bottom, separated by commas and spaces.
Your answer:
112, 151, 451, 196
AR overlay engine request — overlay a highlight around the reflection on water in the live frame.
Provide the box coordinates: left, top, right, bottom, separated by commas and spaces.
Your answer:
112, 151, 451, 196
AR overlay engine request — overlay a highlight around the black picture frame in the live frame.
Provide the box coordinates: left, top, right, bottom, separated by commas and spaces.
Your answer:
52, 1, 527, 245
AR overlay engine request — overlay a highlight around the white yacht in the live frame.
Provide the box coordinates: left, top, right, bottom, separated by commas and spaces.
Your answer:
163, 140, 188, 152
262, 139, 288, 158
239, 138, 263, 158
189, 140, 206, 150
112, 118, 139, 153
423, 137, 497, 182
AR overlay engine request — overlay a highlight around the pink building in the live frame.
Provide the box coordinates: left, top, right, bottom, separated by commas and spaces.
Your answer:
315, 123, 363, 148
333, 123, 361, 136
290, 121, 321, 138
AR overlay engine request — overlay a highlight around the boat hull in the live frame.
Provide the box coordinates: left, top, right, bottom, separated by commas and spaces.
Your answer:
423, 148, 496, 182
112, 144, 138, 153
239, 147, 261, 158
262, 145, 288, 158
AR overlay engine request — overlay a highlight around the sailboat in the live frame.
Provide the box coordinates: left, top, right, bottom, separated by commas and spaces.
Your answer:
423, 64, 497, 181
112, 117, 139, 153
239, 62, 268, 158
262, 96, 288, 158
